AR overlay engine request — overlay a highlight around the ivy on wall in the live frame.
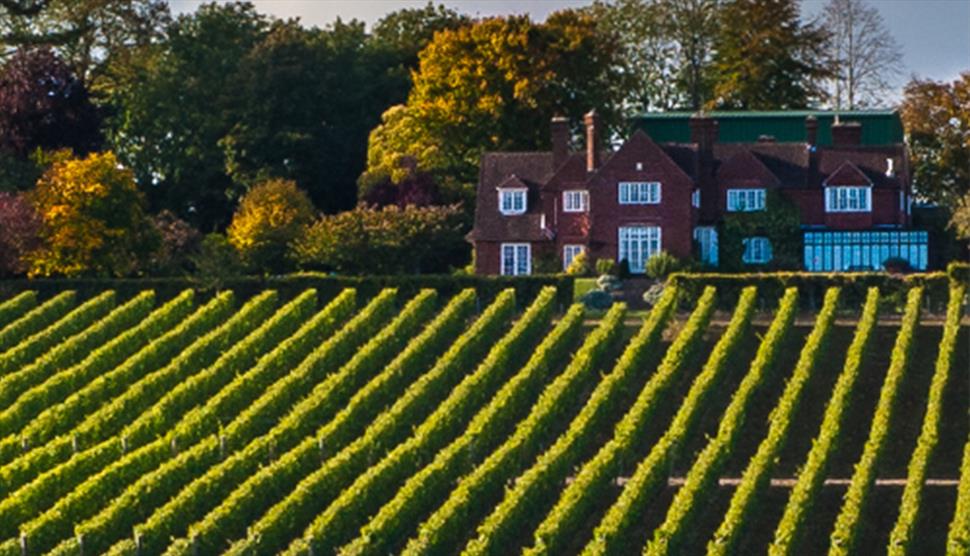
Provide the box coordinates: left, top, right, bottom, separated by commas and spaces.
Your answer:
719, 190, 802, 271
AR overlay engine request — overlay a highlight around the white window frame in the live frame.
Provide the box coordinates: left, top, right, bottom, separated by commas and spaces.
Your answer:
498, 188, 527, 215
500, 243, 531, 275
692, 189, 701, 208
563, 190, 589, 213
562, 244, 585, 270
726, 189, 766, 212
825, 186, 871, 213
618, 182, 661, 205
617, 226, 661, 274
742, 236, 772, 264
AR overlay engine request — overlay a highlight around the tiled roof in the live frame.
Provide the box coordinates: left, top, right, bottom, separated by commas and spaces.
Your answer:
471, 152, 555, 242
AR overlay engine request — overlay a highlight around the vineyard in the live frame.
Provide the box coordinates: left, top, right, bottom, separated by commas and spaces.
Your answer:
0, 281, 967, 556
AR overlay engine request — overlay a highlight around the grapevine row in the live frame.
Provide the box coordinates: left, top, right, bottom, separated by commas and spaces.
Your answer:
583, 286, 759, 556
154, 289, 516, 556
888, 285, 965, 554
523, 286, 709, 556
9, 288, 380, 555
0, 291, 194, 433
768, 288, 880, 556
0, 291, 72, 356
66, 289, 437, 555
0, 291, 37, 331
346, 300, 594, 555
828, 287, 923, 556
236, 287, 555, 556
702, 288, 840, 556
0, 290, 115, 380
946, 430, 970, 553
0, 290, 236, 487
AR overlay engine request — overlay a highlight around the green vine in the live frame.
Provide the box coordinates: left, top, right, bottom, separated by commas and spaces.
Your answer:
720, 190, 802, 271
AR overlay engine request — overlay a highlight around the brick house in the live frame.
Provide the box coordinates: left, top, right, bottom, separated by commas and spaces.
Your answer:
469, 110, 927, 275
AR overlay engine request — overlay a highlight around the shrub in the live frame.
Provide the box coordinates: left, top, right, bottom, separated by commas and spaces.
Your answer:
642, 283, 665, 306
0, 192, 40, 276
227, 179, 316, 274
565, 252, 591, 276
191, 234, 245, 284
148, 210, 201, 275
645, 251, 681, 279
883, 257, 912, 274
596, 274, 621, 292
582, 289, 613, 310
290, 204, 468, 274
595, 258, 616, 276
26, 151, 158, 277
617, 258, 631, 278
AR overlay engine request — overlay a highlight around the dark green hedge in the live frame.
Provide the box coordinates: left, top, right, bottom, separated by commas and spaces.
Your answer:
0, 274, 575, 312
667, 269, 956, 313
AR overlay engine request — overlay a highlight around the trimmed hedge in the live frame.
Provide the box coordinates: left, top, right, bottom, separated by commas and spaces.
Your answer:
888, 285, 966, 555
947, 433, 970, 553
0, 273, 574, 310
583, 287, 758, 556
769, 288, 881, 556
828, 287, 923, 556
0, 291, 36, 331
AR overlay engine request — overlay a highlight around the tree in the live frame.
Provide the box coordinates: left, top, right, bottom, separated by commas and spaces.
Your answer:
586, 0, 719, 112
821, 0, 902, 110
27, 150, 158, 277
900, 72, 970, 207
369, 2, 469, 80
951, 193, 970, 242
290, 204, 467, 274
720, 190, 801, 270
364, 12, 625, 187
0, 191, 40, 276
0, 47, 101, 156
103, 2, 269, 228
226, 178, 316, 273
220, 19, 398, 214
709, 0, 829, 109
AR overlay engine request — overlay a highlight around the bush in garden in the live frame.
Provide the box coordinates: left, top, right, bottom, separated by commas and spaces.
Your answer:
596, 258, 616, 276
192, 234, 245, 282
227, 179, 316, 274
26, 150, 158, 277
645, 251, 682, 279
643, 283, 666, 306
290, 204, 468, 274
596, 274, 622, 292
582, 289, 614, 310
0, 192, 40, 276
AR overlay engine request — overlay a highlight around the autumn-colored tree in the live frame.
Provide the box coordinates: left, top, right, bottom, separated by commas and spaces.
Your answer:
148, 209, 201, 275
291, 204, 467, 274
226, 178, 316, 273
900, 72, 970, 208
709, 0, 829, 109
27, 150, 158, 277
362, 11, 625, 189
0, 191, 40, 276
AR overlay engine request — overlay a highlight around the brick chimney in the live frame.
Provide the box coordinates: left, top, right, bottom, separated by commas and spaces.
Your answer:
805, 116, 818, 146
551, 115, 570, 168
584, 109, 600, 172
689, 114, 718, 222
689, 114, 718, 150
831, 121, 862, 146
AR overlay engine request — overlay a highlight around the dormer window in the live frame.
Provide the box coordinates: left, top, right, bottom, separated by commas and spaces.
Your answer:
498, 188, 526, 215
618, 182, 660, 205
825, 186, 871, 212
563, 190, 589, 212
726, 189, 765, 211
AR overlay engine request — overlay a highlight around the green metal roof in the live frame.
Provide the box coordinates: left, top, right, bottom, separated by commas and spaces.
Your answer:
631, 110, 903, 146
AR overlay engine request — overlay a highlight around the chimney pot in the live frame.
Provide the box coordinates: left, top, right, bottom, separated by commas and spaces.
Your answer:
584, 110, 601, 172
550, 116, 570, 168
831, 121, 862, 146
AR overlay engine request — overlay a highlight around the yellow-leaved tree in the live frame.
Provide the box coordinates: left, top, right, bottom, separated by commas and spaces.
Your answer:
27, 150, 158, 277
227, 178, 316, 273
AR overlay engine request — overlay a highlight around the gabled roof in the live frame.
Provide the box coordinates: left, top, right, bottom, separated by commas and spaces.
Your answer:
713, 143, 809, 186
823, 161, 873, 187
817, 146, 905, 188
496, 174, 530, 189
472, 152, 554, 242
716, 148, 782, 187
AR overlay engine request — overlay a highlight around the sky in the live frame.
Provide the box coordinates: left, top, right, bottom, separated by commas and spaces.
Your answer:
169, 0, 970, 86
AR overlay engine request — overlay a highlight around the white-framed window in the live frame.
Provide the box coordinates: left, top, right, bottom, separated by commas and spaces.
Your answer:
692, 189, 701, 208
498, 188, 526, 215
825, 186, 871, 212
694, 226, 718, 266
563, 244, 585, 270
742, 236, 772, 264
618, 226, 661, 274
500, 243, 531, 275
726, 189, 766, 211
563, 190, 589, 212
618, 182, 661, 205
